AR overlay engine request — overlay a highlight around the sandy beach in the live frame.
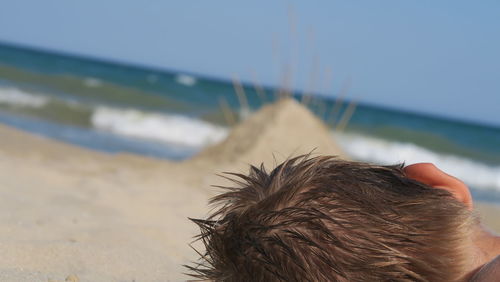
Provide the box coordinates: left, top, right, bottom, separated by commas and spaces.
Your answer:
0, 99, 498, 281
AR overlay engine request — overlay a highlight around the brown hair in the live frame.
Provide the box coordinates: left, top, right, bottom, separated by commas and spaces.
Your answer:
187, 155, 474, 281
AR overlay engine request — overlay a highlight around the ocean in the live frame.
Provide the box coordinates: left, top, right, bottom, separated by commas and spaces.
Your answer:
0, 42, 499, 202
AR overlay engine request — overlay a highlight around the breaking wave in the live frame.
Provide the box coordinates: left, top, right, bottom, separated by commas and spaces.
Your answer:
0, 86, 49, 108
83, 77, 103, 88
91, 107, 228, 147
335, 132, 500, 191
175, 74, 197, 86
0, 85, 227, 148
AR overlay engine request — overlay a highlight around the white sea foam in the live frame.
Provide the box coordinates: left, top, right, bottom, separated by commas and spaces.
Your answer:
334, 132, 500, 191
175, 74, 197, 86
84, 77, 103, 88
91, 107, 228, 147
0, 86, 49, 108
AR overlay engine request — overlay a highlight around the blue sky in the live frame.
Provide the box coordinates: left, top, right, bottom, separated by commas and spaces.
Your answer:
0, 0, 499, 126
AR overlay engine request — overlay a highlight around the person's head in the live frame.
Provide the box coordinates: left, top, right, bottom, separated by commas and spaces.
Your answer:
187, 155, 499, 281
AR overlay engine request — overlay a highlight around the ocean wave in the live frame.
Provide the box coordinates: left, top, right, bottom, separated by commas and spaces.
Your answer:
91, 107, 228, 147
175, 74, 197, 86
0, 86, 49, 108
334, 132, 500, 191
83, 77, 103, 88
147, 74, 158, 83
0, 85, 227, 147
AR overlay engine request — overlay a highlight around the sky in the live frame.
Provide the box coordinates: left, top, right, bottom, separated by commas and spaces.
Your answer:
0, 0, 499, 126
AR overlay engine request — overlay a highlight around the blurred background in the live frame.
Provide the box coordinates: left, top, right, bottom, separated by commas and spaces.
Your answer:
0, 1, 499, 200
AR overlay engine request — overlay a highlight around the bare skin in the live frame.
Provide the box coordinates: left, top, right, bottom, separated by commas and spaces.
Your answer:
405, 163, 500, 281
470, 255, 500, 281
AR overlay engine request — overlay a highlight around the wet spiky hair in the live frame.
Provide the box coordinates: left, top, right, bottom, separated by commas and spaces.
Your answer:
187, 155, 473, 281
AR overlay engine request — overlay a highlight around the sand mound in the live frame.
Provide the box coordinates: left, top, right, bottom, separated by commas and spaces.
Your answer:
191, 98, 345, 171
0, 99, 347, 280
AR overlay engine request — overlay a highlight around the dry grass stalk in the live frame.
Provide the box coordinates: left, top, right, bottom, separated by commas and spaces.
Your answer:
327, 78, 351, 125
301, 53, 320, 106
232, 75, 250, 119
250, 70, 267, 104
336, 100, 357, 132
218, 96, 236, 126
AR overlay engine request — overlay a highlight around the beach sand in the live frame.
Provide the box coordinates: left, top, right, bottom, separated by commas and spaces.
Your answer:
0, 99, 498, 281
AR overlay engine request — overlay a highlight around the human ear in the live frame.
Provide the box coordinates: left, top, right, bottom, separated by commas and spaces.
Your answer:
403, 163, 473, 209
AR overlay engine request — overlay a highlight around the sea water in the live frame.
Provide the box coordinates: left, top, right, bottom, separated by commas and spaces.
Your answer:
0, 42, 499, 201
